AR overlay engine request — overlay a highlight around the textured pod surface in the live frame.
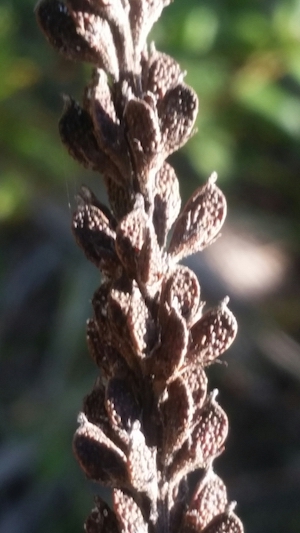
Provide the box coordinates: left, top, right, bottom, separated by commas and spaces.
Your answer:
143, 48, 183, 99
86, 318, 128, 378
72, 190, 119, 275
128, 0, 171, 56
189, 298, 238, 366
184, 469, 228, 532
168, 392, 229, 481
115, 201, 148, 278
168, 173, 227, 260
89, 71, 132, 179
126, 285, 157, 357
161, 265, 201, 323
200, 508, 244, 533
192, 393, 229, 464
160, 377, 193, 461
113, 489, 148, 533
105, 377, 141, 446
124, 97, 162, 196
146, 303, 188, 379
182, 364, 208, 414
59, 97, 113, 172
153, 162, 181, 247
158, 83, 198, 157
83, 383, 109, 429
73, 414, 128, 486
127, 423, 157, 496
36, 0, 103, 64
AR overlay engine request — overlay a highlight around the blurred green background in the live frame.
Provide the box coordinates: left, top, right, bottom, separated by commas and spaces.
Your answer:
1, 0, 300, 532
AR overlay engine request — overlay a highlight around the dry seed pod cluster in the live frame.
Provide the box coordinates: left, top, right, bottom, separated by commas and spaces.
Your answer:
36, 0, 244, 532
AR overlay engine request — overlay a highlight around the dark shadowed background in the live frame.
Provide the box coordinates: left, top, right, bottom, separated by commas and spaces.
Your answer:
1, 0, 300, 532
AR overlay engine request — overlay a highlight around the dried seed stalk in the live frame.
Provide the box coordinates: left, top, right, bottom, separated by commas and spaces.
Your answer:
36, 1, 244, 532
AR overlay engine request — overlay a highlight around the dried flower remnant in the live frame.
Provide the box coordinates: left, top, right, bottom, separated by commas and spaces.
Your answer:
36, 0, 244, 532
